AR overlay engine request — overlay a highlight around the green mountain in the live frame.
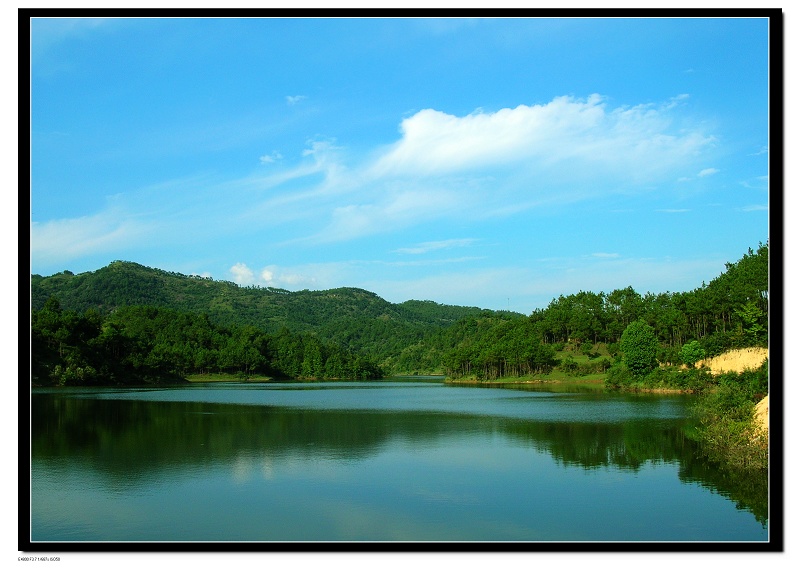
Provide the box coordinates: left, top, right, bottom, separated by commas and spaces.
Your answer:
30, 260, 518, 371
29, 242, 768, 385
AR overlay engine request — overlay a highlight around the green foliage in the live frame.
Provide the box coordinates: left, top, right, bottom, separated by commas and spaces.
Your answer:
31, 301, 385, 385
527, 243, 768, 350
644, 366, 713, 392
619, 320, 659, 377
560, 355, 578, 373
604, 360, 713, 392
688, 360, 768, 473
716, 359, 769, 404
734, 301, 767, 344
604, 362, 633, 388
441, 316, 557, 380
560, 355, 612, 377
30, 242, 768, 380
680, 340, 706, 368
30, 261, 516, 375
694, 415, 768, 473
579, 357, 612, 375
699, 331, 738, 358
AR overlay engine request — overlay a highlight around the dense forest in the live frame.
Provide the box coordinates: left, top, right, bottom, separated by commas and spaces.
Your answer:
30, 242, 768, 386
30, 260, 506, 375
439, 242, 768, 380
31, 300, 384, 385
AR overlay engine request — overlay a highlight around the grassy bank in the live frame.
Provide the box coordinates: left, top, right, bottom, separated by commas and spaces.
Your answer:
184, 373, 383, 383
688, 360, 769, 473
185, 373, 274, 383
445, 368, 607, 388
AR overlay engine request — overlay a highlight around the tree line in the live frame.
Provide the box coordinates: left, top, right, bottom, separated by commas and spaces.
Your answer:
30, 241, 768, 383
529, 242, 768, 354
438, 242, 768, 380
31, 261, 495, 375
31, 300, 384, 386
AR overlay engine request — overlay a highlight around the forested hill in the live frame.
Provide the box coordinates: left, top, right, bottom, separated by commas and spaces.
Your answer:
30, 243, 768, 382
30, 260, 514, 363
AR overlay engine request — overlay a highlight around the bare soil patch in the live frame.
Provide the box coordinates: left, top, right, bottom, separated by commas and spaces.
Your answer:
754, 394, 769, 436
697, 347, 768, 375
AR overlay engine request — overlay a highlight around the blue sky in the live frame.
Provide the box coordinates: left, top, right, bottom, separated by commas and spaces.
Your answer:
29, 16, 771, 314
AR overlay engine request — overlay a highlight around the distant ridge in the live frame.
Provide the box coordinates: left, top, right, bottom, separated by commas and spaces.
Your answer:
30, 260, 519, 363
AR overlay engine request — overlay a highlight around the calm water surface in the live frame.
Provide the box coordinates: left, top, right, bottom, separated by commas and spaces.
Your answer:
30, 379, 768, 542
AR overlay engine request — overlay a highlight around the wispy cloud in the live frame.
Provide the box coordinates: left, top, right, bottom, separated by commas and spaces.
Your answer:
382, 257, 484, 267
740, 176, 769, 190
31, 18, 110, 63
663, 93, 690, 110
591, 252, 620, 259
30, 208, 151, 266
303, 187, 462, 245
286, 95, 307, 105
677, 167, 719, 182
288, 94, 719, 244
31, 93, 723, 275
656, 209, 691, 213
362, 254, 727, 311
259, 151, 283, 164
394, 238, 477, 255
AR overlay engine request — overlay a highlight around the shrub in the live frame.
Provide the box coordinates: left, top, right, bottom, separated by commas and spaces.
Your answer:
560, 355, 578, 373
620, 320, 659, 377
697, 414, 768, 472
604, 362, 632, 388
575, 357, 612, 375
680, 340, 706, 368
643, 366, 713, 391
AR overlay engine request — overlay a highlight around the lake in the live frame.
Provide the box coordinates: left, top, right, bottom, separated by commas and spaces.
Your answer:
28, 378, 769, 544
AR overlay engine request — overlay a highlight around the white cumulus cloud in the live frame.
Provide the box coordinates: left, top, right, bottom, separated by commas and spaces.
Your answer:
251, 93, 721, 246
259, 264, 328, 289
229, 263, 256, 285
368, 94, 716, 181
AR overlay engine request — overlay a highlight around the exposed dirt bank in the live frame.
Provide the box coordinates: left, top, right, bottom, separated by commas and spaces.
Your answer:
696, 347, 768, 375
754, 394, 769, 436
697, 348, 769, 437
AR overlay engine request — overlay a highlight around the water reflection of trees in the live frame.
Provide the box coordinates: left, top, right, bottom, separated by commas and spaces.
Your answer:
677, 449, 769, 526
30, 392, 766, 525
